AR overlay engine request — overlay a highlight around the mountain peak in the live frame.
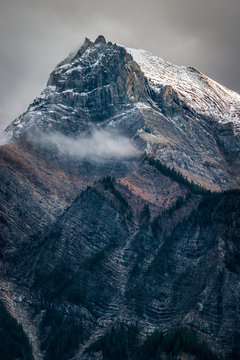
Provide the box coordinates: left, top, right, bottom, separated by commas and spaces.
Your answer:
84, 37, 93, 47
1, 35, 240, 360
4, 36, 240, 190
94, 35, 106, 44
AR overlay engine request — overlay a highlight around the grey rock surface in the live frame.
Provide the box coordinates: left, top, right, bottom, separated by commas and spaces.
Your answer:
0, 36, 240, 360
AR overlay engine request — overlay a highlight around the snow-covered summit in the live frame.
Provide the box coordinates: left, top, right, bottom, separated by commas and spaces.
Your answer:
3, 36, 240, 190
7, 37, 240, 139
127, 47, 240, 133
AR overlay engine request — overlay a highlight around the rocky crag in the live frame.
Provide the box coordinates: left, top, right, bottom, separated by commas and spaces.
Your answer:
0, 36, 240, 360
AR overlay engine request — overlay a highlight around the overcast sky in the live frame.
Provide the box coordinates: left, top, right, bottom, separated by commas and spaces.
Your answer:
0, 0, 239, 131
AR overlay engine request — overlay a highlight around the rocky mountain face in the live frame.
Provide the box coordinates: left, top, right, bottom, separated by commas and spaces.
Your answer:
0, 36, 240, 360
6, 35, 240, 191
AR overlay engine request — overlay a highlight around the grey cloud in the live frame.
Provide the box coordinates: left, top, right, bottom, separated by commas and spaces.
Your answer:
41, 129, 139, 161
0, 130, 11, 146
0, 0, 239, 131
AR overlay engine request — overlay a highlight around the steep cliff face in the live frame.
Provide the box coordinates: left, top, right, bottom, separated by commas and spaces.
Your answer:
6, 36, 240, 190
0, 36, 240, 360
7, 36, 148, 139
5, 36, 240, 191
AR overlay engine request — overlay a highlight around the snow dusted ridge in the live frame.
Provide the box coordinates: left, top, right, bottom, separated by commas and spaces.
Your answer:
3, 36, 240, 190
5, 37, 240, 141
127, 47, 240, 133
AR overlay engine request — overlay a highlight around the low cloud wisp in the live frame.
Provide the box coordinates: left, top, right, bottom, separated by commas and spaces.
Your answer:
42, 129, 139, 161
0, 130, 11, 146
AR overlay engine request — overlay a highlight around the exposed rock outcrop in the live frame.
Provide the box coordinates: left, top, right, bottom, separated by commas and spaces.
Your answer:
0, 36, 240, 360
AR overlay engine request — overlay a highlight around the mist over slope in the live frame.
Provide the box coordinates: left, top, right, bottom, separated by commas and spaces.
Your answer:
40, 129, 139, 161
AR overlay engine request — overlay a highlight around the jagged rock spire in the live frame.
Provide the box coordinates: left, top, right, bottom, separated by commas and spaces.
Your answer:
84, 37, 93, 47
94, 35, 106, 44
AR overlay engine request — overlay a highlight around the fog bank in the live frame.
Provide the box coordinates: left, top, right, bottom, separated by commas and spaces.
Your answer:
43, 129, 139, 161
